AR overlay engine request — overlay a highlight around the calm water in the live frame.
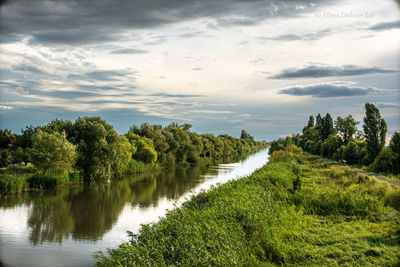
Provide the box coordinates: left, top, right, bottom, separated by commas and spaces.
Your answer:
0, 149, 269, 267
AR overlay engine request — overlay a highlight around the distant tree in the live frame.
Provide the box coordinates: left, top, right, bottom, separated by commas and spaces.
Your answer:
315, 113, 323, 138
321, 113, 334, 140
29, 130, 77, 175
389, 132, 400, 174
0, 150, 11, 167
240, 129, 254, 141
180, 123, 192, 131
390, 132, 400, 154
370, 147, 393, 173
13, 126, 36, 149
307, 115, 314, 128
0, 129, 15, 149
320, 134, 342, 159
11, 147, 26, 164
363, 103, 387, 163
42, 118, 74, 137
335, 115, 358, 144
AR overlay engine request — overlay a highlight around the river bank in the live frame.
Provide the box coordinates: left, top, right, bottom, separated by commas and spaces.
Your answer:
96, 150, 400, 266
0, 149, 269, 267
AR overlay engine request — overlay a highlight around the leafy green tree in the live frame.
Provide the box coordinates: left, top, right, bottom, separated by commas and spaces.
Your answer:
29, 130, 77, 175
0, 150, 11, 167
71, 117, 123, 181
126, 132, 157, 164
389, 132, 400, 174
335, 115, 358, 145
306, 115, 314, 128
11, 147, 26, 164
13, 126, 36, 149
363, 103, 387, 163
240, 129, 254, 141
110, 136, 133, 177
320, 134, 342, 159
370, 147, 393, 173
0, 129, 15, 149
321, 113, 334, 140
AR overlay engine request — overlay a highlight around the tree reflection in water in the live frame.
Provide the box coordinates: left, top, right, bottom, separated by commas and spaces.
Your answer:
1, 157, 247, 245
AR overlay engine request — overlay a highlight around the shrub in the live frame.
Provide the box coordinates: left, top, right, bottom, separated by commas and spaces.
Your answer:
27, 173, 66, 188
0, 174, 29, 194
269, 150, 294, 163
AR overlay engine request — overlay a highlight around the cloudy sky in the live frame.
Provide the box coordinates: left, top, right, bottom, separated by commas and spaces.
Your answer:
0, 0, 399, 140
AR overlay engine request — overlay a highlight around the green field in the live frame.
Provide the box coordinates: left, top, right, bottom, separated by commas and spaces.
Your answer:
96, 151, 400, 266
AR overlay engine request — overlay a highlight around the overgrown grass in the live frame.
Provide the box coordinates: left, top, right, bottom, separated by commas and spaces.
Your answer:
126, 159, 159, 174
0, 173, 29, 194
95, 154, 400, 266
0, 167, 84, 195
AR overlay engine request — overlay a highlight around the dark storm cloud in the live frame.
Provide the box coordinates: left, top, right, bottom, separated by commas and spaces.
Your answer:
271, 65, 399, 79
279, 83, 373, 98
110, 48, 148, 54
0, 0, 318, 45
369, 20, 400, 31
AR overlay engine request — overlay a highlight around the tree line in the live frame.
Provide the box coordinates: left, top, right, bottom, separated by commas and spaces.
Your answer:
0, 117, 267, 182
269, 103, 400, 174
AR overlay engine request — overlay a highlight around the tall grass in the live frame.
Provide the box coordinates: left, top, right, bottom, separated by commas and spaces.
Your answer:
95, 156, 400, 266
0, 173, 29, 194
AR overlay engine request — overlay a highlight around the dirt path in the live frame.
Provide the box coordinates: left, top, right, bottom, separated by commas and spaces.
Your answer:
308, 153, 400, 186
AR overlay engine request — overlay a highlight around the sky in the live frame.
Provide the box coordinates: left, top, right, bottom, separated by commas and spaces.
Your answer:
0, 0, 399, 141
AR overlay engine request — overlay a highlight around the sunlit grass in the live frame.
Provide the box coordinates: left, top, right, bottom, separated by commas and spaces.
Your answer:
95, 154, 400, 266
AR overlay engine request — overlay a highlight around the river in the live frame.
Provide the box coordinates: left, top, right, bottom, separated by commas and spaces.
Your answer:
0, 149, 269, 267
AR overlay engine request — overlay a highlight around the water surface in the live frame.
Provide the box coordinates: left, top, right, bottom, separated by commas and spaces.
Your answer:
0, 149, 269, 267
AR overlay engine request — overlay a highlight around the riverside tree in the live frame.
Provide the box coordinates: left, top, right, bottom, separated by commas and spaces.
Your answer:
363, 103, 387, 164
335, 115, 358, 145
71, 117, 127, 181
29, 130, 77, 175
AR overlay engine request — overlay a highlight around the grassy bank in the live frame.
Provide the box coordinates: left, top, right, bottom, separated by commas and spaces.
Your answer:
0, 168, 84, 195
96, 151, 400, 266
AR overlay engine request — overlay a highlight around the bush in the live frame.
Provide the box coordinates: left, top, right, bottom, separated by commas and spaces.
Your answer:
370, 147, 394, 173
293, 188, 384, 217
0, 173, 29, 194
27, 173, 67, 188
269, 150, 294, 163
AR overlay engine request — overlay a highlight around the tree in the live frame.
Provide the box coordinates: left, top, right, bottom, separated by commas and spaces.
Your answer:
306, 115, 314, 128
71, 117, 125, 181
389, 132, 400, 174
29, 130, 77, 175
11, 147, 26, 164
370, 147, 393, 173
0, 129, 15, 149
321, 113, 334, 140
126, 132, 157, 164
240, 129, 254, 141
363, 103, 387, 163
335, 115, 358, 144
320, 134, 342, 159
0, 150, 11, 167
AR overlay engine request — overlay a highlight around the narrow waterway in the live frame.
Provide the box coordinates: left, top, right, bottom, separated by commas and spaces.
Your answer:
0, 149, 269, 267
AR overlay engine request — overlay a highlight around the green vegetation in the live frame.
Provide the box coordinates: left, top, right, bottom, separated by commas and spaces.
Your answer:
0, 118, 266, 195
95, 145, 400, 266
269, 103, 399, 178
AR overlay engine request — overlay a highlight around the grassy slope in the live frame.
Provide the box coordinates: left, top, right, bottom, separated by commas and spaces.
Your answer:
96, 153, 400, 266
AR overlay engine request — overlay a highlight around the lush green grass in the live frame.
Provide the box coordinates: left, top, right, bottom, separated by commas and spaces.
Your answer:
96, 153, 400, 266
0, 167, 84, 195
0, 173, 29, 194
